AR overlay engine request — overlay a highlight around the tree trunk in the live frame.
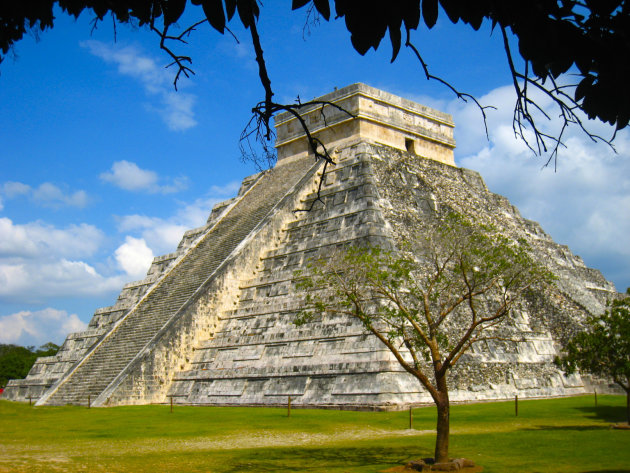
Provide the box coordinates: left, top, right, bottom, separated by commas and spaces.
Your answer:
434, 376, 450, 464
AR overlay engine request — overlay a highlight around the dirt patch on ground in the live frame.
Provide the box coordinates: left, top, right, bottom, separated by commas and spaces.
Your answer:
0, 427, 434, 472
167, 427, 434, 452
384, 457, 484, 473
385, 465, 483, 473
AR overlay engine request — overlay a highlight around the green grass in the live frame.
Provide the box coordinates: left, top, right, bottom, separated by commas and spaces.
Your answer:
0, 396, 628, 472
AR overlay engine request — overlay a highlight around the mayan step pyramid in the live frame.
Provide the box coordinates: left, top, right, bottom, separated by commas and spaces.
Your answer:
3, 83, 620, 408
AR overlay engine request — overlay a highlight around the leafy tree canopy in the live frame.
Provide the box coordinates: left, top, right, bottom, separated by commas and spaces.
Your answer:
556, 289, 630, 423
295, 213, 554, 463
0, 343, 60, 388
1, 1, 629, 163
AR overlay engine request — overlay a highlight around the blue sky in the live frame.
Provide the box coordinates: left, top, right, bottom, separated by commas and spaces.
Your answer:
1, 5, 629, 347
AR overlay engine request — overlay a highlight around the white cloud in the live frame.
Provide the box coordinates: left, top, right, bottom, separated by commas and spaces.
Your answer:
0, 181, 89, 209
0, 217, 127, 304
82, 40, 197, 131
116, 214, 196, 256
450, 84, 630, 291
0, 259, 126, 303
100, 160, 157, 191
100, 160, 188, 194
115, 236, 154, 279
0, 308, 87, 346
0, 217, 103, 259
117, 217, 189, 254
116, 214, 161, 232
231, 41, 254, 59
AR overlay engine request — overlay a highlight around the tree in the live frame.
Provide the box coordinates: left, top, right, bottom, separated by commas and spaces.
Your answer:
295, 213, 553, 464
1, 1, 628, 167
0, 343, 60, 387
555, 289, 630, 425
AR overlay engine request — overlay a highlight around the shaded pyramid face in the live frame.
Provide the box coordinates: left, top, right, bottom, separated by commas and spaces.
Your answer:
167, 141, 617, 408
2, 84, 619, 408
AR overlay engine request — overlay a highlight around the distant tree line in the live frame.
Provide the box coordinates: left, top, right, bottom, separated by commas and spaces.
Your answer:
0, 343, 60, 388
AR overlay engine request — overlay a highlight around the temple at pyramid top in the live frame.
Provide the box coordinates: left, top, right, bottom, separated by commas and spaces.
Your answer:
274, 83, 456, 166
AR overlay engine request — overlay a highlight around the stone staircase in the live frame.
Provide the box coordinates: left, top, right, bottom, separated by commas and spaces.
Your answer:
40, 156, 317, 406
167, 146, 410, 408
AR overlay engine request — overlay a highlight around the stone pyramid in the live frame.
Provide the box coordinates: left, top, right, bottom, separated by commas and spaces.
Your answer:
3, 83, 619, 408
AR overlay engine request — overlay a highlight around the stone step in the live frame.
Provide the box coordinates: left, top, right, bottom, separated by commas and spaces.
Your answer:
43, 157, 315, 405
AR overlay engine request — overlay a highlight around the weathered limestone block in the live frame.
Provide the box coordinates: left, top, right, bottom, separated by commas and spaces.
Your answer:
147, 253, 179, 277
88, 306, 128, 330
2, 328, 108, 402
275, 83, 455, 165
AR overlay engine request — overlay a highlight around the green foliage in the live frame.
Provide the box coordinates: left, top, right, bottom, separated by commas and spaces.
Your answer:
296, 213, 556, 461
0, 343, 60, 387
0, 1, 628, 130
556, 288, 630, 392
296, 213, 557, 462
297, 212, 554, 398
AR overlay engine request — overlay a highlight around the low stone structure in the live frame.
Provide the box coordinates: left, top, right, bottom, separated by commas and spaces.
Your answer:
2, 83, 620, 408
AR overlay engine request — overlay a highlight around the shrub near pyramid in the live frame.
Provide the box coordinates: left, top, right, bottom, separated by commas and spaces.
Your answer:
2, 84, 621, 408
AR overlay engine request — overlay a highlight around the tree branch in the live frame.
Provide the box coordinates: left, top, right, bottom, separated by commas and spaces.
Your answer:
405, 29, 494, 138
500, 25, 614, 169
369, 323, 439, 401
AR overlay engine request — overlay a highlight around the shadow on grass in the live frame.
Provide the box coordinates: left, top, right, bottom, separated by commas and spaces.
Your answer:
522, 424, 612, 432
581, 471, 630, 473
224, 446, 428, 473
574, 405, 627, 424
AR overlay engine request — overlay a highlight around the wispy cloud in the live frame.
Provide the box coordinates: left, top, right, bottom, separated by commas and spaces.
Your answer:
217, 38, 256, 72
0, 181, 88, 209
32, 183, 88, 208
209, 181, 241, 196
2, 181, 30, 198
100, 160, 188, 194
81, 40, 197, 131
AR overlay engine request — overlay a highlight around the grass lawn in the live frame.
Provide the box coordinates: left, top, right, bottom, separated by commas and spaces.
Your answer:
0, 395, 628, 472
